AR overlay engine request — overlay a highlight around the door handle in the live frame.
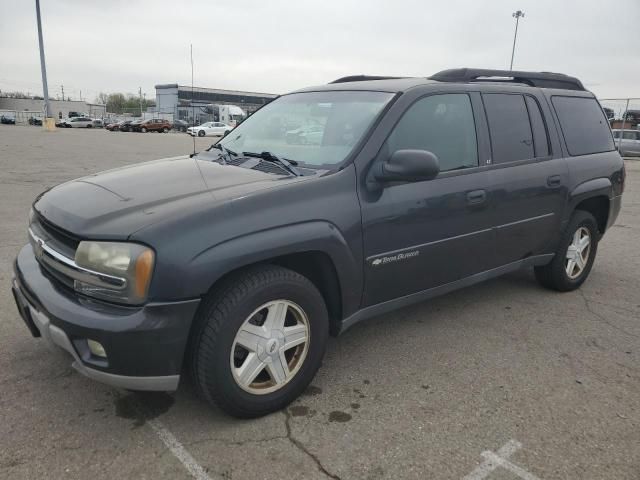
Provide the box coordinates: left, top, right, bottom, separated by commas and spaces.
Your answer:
547, 175, 562, 187
466, 189, 486, 205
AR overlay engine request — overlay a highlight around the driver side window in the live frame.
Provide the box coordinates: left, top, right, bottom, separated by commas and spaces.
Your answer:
387, 94, 478, 171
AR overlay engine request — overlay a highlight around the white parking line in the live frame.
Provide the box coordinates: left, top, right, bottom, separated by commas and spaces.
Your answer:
147, 419, 213, 480
463, 439, 541, 480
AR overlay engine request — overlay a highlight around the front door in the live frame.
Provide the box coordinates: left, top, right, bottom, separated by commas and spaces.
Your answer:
359, 92, 495, 307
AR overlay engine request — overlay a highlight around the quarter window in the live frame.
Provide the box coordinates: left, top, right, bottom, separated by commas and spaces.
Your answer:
483, 93, 534, 163
387, 93, 478, 172
551, 96, 615, 156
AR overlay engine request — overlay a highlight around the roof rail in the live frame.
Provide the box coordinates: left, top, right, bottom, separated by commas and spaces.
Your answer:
329, 75, 405, 84
428, 68, 585, 91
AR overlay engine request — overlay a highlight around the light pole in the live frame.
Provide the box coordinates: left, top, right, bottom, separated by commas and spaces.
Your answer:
35, 0, 52, 122
510, 10, 525, 71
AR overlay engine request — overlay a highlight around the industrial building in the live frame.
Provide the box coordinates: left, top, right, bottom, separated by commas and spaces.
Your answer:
0, 97, 106, 122
154, 84, 277, 124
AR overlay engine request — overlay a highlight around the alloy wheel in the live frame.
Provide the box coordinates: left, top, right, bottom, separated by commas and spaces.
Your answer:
565, 226, 591, 279
230, 300, 310, 395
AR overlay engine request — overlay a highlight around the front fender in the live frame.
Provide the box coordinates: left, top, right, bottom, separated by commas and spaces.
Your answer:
185, 221, 362, 317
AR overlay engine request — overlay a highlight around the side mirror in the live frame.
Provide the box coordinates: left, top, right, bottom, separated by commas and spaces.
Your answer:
374, 149, 440, 183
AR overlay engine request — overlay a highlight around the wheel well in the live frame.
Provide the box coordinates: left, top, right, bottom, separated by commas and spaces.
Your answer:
575, 196, 609, 233
198, 251, 344, 337
271, 252, 343, 336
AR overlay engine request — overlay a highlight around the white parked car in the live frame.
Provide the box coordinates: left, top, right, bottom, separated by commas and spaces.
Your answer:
63, 117, 94, 128
187, 122, 232, 137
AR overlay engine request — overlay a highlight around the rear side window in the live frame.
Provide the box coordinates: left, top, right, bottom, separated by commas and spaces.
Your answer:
551, 96, 615, 156
483, 93, 534, 163
387, 93, 478, 172
525, 96, 550, 157
622, 131, 638, 140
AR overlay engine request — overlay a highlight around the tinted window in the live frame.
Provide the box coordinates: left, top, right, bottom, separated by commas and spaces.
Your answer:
612, 130, 621, 139
551, 96, 615, 156
387, 93, 478, 171
525, 96, 550, 157
622, 131, 637, 140
483, 93, 533, 163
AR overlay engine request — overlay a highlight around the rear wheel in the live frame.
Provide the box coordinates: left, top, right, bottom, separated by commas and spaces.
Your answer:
535, 210, 599, 291
141, 127, 147, 133
191, 265, 328, 418
86, 124, 92, 128
162, 127, 169, 133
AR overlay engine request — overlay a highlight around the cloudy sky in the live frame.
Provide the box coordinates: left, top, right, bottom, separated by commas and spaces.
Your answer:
1, 0, 638, 102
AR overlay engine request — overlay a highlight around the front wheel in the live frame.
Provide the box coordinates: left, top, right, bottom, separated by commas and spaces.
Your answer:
198, 130, 205, 137
162, 127, 169, 133
535, 210, 599, 291
141, 127, 147, 133
190, 265, 328, 418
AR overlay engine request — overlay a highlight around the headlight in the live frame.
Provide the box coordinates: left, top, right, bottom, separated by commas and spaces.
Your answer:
74, 241, 155, 305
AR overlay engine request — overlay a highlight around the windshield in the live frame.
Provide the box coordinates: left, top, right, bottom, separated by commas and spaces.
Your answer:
219, 90, 394, 168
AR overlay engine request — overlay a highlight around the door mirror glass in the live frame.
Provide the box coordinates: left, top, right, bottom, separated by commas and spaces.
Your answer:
374, 149, 440, 183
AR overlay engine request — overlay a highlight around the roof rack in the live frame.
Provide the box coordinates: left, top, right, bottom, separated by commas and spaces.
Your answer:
428, 68, 585, 91
329, 75, 405, 84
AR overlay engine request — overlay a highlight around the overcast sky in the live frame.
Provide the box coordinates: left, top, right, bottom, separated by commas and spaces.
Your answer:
1, 0, 639, 102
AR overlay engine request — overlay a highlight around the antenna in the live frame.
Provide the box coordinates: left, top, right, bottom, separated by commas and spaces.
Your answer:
190, 44, 196, 156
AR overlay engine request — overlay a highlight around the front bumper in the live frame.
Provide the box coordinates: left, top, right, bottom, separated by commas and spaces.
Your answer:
12, 244, 200, 391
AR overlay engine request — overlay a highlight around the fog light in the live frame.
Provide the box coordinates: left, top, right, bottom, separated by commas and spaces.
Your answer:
87, 339, 107, 358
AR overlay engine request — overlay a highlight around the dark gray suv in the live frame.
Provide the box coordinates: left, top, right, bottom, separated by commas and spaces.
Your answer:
12, 68, 625, 417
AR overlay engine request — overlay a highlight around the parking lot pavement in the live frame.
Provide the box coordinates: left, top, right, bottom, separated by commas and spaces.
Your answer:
0, 124, 638, 480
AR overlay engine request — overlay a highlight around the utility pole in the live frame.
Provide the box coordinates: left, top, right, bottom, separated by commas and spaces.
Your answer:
510, 10, 525, 71
35, 0, 52, 119
61, 84, 64, 101
139, 86, 143, 117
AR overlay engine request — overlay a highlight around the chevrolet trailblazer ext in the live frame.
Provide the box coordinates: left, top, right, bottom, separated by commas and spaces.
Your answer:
12, 69, 624, 417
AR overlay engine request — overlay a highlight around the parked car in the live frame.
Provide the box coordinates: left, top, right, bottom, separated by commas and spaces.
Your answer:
118, 120, 137, 132
105, 121, 123, 131
173, 119, 190, 132
612, 129, 640, 156
285, 124, 324, 144
92, 119, 104, 128
133, 118, 172, 133
28, 116, 43, 126
63, 117, 94, 128
12, 68, 624, 418
1, 114, 15, 125
187, 121, 232, 137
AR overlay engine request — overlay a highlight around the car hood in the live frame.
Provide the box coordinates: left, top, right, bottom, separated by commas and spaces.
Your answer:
34, 155, 304, 239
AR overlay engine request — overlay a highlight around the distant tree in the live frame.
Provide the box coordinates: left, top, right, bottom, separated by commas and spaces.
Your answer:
95, 92, 109, 105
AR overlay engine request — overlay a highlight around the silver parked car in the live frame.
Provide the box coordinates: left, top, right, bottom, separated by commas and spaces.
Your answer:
612, 129, 640, 156
63, 117, 94, 128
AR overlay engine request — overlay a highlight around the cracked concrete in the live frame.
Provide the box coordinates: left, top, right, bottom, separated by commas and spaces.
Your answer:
1, 126, 639, 479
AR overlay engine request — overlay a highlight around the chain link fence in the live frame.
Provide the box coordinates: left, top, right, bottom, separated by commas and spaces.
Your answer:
599, 98, 640, 157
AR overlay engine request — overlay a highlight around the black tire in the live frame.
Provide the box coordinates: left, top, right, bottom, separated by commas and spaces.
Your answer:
162, 127, 169, 133
141, 127, 147, 133
198, 130, 205, 137
87, 124, 92, 128
223, 130, 230, 137
190, 265, 328, 418
534, 210, 599, 291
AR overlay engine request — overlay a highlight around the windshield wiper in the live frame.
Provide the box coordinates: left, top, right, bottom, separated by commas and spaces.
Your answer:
207, 143, 237, 164
242, 151, 301, 176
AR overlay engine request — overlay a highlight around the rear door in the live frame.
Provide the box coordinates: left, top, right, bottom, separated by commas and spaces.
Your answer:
481, 92, 568, 266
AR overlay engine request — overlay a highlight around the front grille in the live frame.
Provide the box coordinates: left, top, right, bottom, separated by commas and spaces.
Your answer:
30, 214, 80, 289
36, 213, 80, 251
